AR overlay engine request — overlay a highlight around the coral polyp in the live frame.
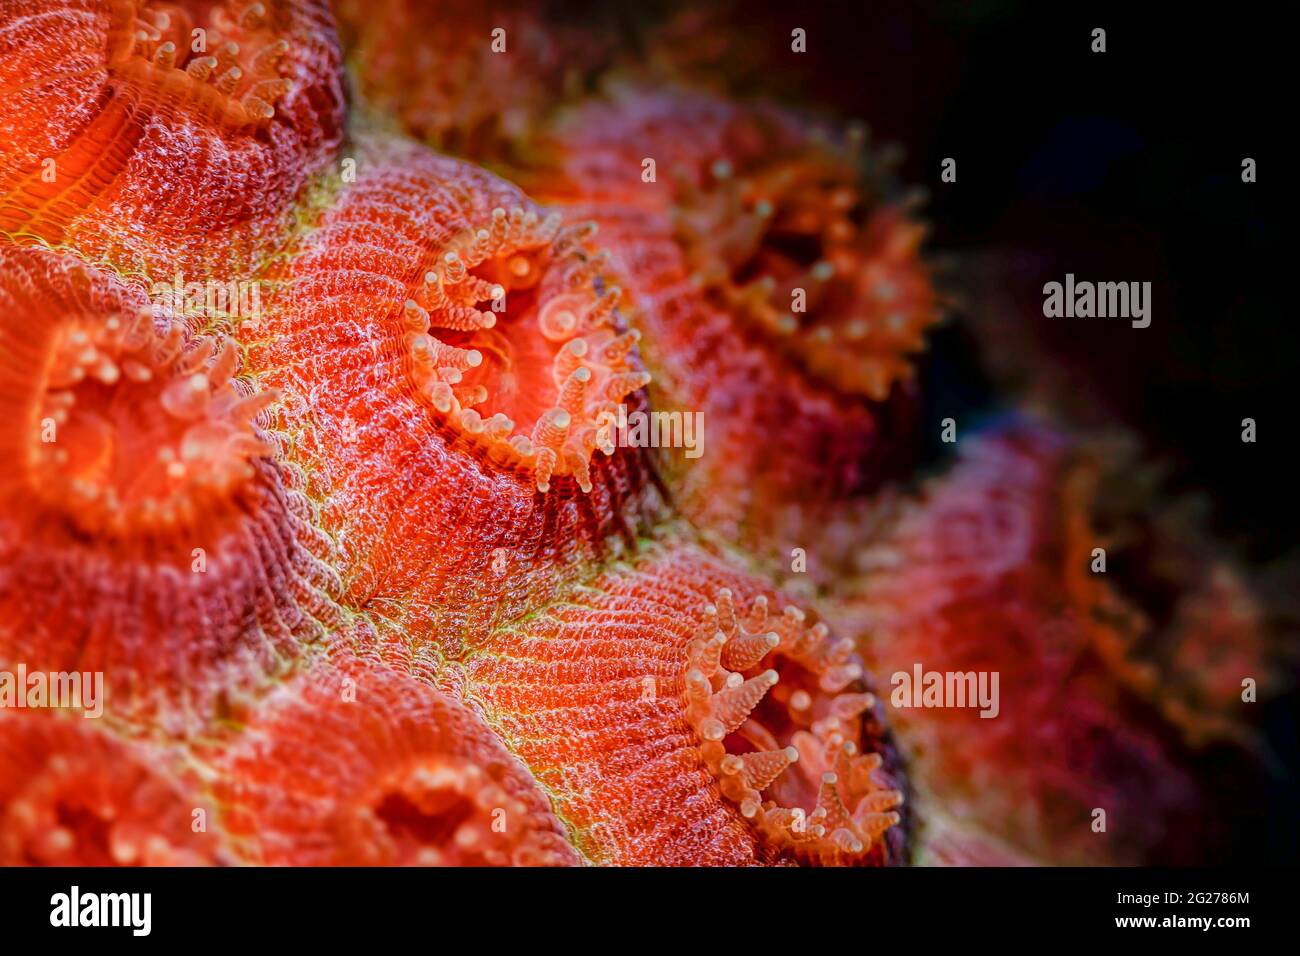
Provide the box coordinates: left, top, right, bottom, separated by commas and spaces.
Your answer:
540, 87, 940, 402
0, 0, 1277, 870
683, 588, 904, 864
458, 540, 908, 866
0, 244, 343, 732
211, 658, 580, 866
405, 205, 648, 492
35, 306, 277, 536
0, 712, 228, 866
0, 0, 344, 275
106, 0, 296, 130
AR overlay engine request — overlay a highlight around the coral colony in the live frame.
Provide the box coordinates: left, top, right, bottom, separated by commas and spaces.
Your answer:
0, 0, 1277, 868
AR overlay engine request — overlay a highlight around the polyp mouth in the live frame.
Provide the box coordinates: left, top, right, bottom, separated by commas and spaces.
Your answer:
672, 132, 940, 403
683, 588, 904, 864
403, 205, 649, 493
32, 307, 277, 536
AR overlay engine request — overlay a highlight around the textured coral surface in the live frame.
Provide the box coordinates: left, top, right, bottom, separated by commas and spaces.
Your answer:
0, 0, 1276, 866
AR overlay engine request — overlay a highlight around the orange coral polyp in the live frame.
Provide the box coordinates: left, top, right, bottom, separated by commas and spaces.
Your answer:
460, 541, 907, 866
0, 0, 345, 277
0, 245, 345, 730
671, 131, 938, 402
0, 713, 229, 866
683, 588, 903, 864
212, 660, 581, 866
34, 309, 278, 536
541, 88, 939, 404
106, 0, 295, 130
404, 205, 649, 492
354, 756, 549, 866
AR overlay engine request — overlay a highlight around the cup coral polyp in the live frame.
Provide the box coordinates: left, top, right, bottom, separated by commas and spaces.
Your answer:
210, 658, 580, 866
459, 540, 908, 866
404, 205, 649, 493
0, 243, 343, 732
539, 86, 940, 402
106, 0, 296, 129
683, 588, 904, 864
0, 0, 344, 275
36, 307, 277, 535
0, 712, 229, 866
